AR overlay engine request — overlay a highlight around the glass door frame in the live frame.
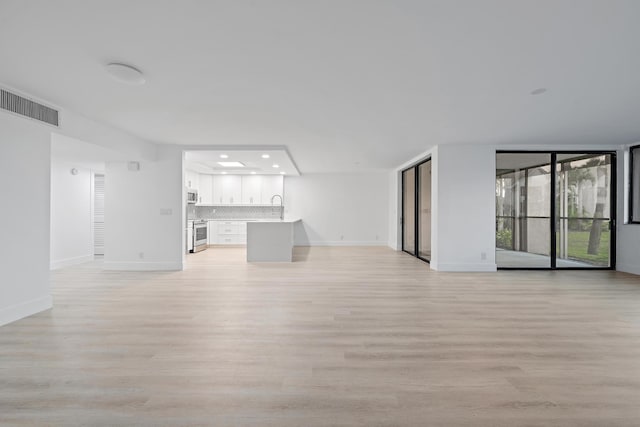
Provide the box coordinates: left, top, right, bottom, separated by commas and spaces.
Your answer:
401, 158, 431, 264
496, 150, 617, 270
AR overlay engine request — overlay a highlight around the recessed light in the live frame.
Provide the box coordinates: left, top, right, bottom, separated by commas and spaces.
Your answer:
219, 154, 229, 159
261, 154, 270, 159
218, 161, 245, 167
272, 164, 280, 168
221, 171, 227, 175
280, 171, 286, 175
105, 63, 146, 85
250, 171, 256, 175
531, 88, 547, 95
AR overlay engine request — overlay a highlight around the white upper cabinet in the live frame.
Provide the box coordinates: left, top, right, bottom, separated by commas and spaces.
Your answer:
185, 170, 199, 191
214, 175, 242, 205
261, 175, 284, 204
241, 176, 262, 204
192, 174, 285, 205
198, 174, 213, 205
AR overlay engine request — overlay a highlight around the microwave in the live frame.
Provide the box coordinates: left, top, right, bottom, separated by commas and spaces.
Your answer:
187, 189, 198, 204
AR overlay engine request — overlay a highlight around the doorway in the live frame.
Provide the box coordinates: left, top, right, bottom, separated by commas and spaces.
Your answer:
496, 152, 616, 269
402, 159, 431, 262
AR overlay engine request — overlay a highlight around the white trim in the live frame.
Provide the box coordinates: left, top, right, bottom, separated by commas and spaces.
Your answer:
616, 263, 640, 276
50, 254, 94, 270
295, 241, 388, 247
103, 261, 184, 271
430, 262, 497, 272
0, 295, 52, 327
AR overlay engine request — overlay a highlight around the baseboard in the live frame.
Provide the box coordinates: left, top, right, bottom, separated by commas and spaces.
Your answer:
430, 262, 497, 272
50, 254, 94, 270
0, 295, 52, 327
616, 263, 640, 276
295, 241, 388, 247
103, 261, 184, 271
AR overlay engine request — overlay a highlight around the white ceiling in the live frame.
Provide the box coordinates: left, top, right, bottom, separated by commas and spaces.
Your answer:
185, 149, 299, 175
2, 1, 640, 173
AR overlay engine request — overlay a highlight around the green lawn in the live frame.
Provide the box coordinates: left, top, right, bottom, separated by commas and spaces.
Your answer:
558, 230, 610, 266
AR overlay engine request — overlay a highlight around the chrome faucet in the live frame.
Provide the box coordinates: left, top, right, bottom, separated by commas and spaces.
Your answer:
270, 194, 283, 220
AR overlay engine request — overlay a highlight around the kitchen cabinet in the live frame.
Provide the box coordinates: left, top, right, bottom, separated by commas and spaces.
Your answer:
261, 175, 284, 204
192, 174, 284, 205
210, 220, 247, 245
213, 175, 242, 205
185, 169, 199, 191
198, 174, 213, 205
241, 175, 262, 204
207, 221, 217, 245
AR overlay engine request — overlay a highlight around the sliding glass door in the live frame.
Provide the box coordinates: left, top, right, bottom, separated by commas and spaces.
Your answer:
417, 161, 431, 261
402, 159, 431, 262
556, 154, 614, 267
496, 153, 552, 268
496, 152, 615, 269
402, 167, 416, 255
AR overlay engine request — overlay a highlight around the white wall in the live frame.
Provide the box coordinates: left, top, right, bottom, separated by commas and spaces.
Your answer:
430, 144, 497, 271
104, 146, 184, 270
284, 173, 388, 246
0, 114, 52, 326
616, 146, 640, 275
50, 160, 94, 269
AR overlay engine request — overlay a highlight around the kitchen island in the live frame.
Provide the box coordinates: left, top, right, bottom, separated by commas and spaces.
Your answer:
246, 218, 301, 262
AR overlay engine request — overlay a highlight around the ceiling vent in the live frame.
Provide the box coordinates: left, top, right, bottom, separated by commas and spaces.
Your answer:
0, 88, 59, 127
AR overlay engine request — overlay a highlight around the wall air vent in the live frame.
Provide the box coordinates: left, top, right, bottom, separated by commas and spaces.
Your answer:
0, 88, 59, 127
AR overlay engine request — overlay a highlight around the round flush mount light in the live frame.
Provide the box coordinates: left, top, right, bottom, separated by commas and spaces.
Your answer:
261, 154, 270, 159
105, 63, 146, 85
530, 87, 547, 95
219, 154, 228, 159
272, 164, 280, 168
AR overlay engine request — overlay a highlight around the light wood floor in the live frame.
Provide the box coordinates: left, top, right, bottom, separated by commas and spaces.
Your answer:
2, 247, 640, 426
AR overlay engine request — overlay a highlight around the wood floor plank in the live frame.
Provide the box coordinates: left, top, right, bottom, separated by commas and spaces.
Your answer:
2, 246, 640, 426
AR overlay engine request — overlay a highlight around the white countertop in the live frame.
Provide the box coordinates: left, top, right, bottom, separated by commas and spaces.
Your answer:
192, 218, 301, 223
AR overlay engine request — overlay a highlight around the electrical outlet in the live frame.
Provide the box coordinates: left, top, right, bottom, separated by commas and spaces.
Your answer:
340, 235, 344, 240
139, 252, 144, 259
480, 252, 487, 260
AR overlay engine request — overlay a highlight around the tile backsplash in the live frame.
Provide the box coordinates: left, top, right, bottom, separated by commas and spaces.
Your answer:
188, 205, 284, 220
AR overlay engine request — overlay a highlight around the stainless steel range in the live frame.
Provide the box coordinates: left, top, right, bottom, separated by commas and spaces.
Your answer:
191, 220, 208, 253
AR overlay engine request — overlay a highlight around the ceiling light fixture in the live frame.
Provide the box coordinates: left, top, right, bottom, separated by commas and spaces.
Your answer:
261, 154, 270, 159
250, 171, 256, 175
280, 171, 286, 175
272, 164, 280, 168
219, 154, 229, 159
530, 88, 547, 95
218, 161, 245, 167
221, 171, 227, 175
105, 63, 146, 85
